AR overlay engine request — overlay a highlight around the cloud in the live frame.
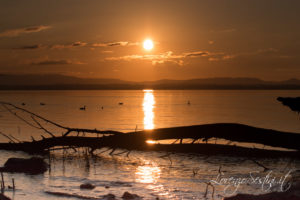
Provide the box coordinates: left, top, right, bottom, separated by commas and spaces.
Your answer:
102, 50, 114, 53
92, 41, 140, 47
222, 55, 236, 60
30, 59, 84, 65
13, 44, 44, 50
51, 41, 87, 49
184, 51, 209, 57
0, 25, 51, 37
256, 48, 278, 54
106, 50, 211, 65
13, 40, 141, 51
210, 28, 237, 33
220, 28, 237, 33
218, 48, 279, 60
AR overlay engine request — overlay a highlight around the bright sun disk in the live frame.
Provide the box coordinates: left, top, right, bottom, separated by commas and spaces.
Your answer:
143, 39, 154, 51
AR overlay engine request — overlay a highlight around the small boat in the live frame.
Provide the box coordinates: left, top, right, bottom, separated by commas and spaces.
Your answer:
40, 102, 45, 106
21, 103, 26, 106
80, 105, 86, 110
187, 101, 191, 105
119, 102, 124, 105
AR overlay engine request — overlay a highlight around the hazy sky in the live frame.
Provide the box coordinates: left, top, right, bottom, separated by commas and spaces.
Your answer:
0, 0, 299, 81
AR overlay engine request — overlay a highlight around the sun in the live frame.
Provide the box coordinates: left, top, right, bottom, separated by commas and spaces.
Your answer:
143, 39, 154, 51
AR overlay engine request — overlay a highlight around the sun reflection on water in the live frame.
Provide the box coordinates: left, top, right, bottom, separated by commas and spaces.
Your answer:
135, 161, 172, 198
143, 89, 155, 130
135, 164, 161, 184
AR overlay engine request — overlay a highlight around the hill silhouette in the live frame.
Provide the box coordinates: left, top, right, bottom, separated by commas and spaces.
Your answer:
0, 74, 300, 90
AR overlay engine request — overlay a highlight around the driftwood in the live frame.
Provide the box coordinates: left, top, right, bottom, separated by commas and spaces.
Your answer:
0, 102, 299, 158
277, 97, 300, 113
0, 101, 122, 138
133, 123, 300, 151
0, 129, 299, 158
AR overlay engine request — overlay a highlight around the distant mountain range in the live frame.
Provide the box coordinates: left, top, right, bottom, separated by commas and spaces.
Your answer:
1, 74, 300, 90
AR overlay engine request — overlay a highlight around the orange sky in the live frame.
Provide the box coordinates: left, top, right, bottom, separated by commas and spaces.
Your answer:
0, 0, 299, 81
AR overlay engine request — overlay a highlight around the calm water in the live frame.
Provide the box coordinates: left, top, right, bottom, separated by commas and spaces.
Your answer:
0, 90, 300, 199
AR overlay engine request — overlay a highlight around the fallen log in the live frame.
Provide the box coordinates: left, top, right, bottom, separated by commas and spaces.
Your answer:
129, 123, 300, 151
0, 102, 299, 158
0, 131, 299, 158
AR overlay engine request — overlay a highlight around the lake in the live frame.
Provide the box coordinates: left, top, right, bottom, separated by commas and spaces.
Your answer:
0, 90, 299, 199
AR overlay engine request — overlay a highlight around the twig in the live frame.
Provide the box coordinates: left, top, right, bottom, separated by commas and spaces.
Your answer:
0, 101, 123, 137
31, 116, 55, 137
1, 104, 40, 129
1, 102, 63, 129
192, 168, 200, 177
248, 159, 269, 172
159, 153, 173, 165
0, 131, 15, 143
172, 139, 179, 144
97, 148, 113, 155
283, 158, 294, 171
113, 150, 130, 156
109, 148, 116, 155
12, 178, 15, 191
1, 172, 4, 193
8, 134, 21, 143
218, 165, 222, 175
204, 182, 215, 199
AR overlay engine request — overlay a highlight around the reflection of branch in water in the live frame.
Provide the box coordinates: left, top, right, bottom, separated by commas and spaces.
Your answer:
251, 159, 269, 172
242, 159, 269, 172
113, 150, 130, 156
192, 168, 200, 177
159, 153, 173, 165
204, 182, 215, 199
283, 158, 294, 171
218, 165, 223, 175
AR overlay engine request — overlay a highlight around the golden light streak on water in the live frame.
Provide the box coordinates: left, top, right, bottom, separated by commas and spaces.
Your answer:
146, 140, 156, 144
135, 164, 161, 184
143, 89, 155, 130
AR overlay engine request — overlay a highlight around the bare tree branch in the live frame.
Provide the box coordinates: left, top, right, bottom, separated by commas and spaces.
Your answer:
31, 116, 55, 137
1, 104, 40, 129
0, 131, 15, 143
0, 101, 123, 137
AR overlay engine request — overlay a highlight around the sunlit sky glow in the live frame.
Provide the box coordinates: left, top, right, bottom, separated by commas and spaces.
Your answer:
0, 0, 300, 81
